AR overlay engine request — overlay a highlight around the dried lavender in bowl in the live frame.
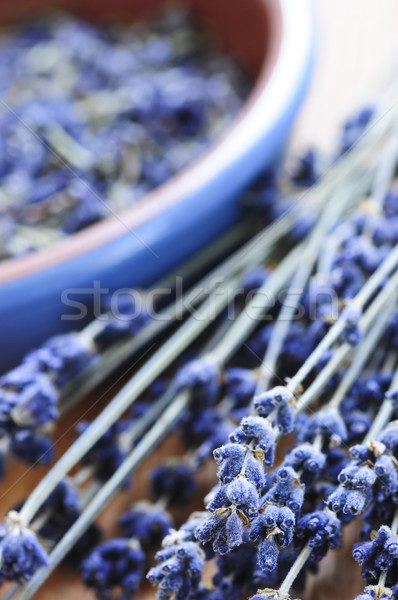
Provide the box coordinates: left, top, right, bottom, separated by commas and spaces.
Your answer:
0, 8, 249, 260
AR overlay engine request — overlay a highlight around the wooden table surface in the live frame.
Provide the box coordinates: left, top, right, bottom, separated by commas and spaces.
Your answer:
3, 1, 398, 599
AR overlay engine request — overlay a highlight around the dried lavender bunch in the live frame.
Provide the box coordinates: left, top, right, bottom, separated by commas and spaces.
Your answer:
144, 104, 398, 599
5, 245, 301, 597
352, 509, 398, 600
2, 97, 398, 598
79, 399, 234, 598
0, 189, 299, 480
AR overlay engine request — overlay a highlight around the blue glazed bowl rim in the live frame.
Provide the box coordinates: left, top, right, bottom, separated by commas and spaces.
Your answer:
0, 0, 313, 285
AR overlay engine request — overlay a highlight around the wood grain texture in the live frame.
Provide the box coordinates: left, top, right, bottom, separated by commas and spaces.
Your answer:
2, 1, 398, 598
290, 0, 398, 153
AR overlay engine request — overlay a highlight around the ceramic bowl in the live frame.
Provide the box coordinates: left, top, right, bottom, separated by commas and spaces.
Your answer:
0, 0, 314, 370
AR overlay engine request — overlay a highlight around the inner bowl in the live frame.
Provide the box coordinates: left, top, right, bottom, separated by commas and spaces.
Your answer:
0, 0, 314, 370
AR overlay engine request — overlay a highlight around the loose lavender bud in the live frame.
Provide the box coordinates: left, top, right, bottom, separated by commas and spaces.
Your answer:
0, 11, 249, 259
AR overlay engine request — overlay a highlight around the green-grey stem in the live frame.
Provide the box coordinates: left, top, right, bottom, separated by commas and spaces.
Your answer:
18, 390, 190, 600
18, 275, 238, 527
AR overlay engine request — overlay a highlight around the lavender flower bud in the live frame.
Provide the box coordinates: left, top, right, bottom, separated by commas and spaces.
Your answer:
147, 541, 204, 599
150, 463, 197, 507
230, 417, 276, 466
0, 512, 48, 583
340, 304, 362, 345
81, 538, 145, 598
264, 467, 304, 515
253, 386, 293, 417
174, 358, 221, 405
225, 511, 244, 549
0, 365, 58, 427
258, 537, 279, 572
24, 333, 95, 386
296, 510, 341, 561
119, 501, 173, 551
298, 408, 347, 444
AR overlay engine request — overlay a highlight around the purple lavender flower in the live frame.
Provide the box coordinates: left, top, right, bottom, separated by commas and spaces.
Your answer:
119, 501, 173, 551
295, 510, 341, 562
0, 512, 48, 583
174, 358, 221, 406
253, 386, 295, 435
230, 416, 276, 467
196, 478, 259, 553
77, 419, 131, 482
24, 333, 96, 386
353, 525, 398, 585
0, 365, 58, 427
250, 505, 295, 572
213, 443, 266, 489
81, 538, 145, 599
150, 463, 197, 507
340, 106, 374, 153
282, 443, 326, 485
147, 540, 205, 600
263, 467, 304, 516
298, 408, 347, 445
290, 148, 319, 187
9, 425, 53, 465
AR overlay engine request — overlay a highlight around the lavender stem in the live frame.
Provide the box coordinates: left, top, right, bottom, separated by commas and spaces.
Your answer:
364, 368, 398, 443
328, 303, 396, 409
256, 170, 373, 395
277, 544, 313, 596
296, 279, 398, 413
288, 243, 398, 396
18, 275, 239, 528
17, 390, 191, 600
